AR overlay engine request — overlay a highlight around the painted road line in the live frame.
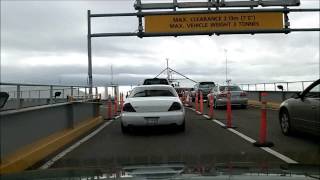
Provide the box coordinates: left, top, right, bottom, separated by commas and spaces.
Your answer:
212, 119, 226, 127
114, 115, 121, 119
228, 128, 256, 144
196, 111, 202, 114
211, 119, 298, 164
39, 120, 114, 169
203, 114, 211, 119
261, 147, 298, 164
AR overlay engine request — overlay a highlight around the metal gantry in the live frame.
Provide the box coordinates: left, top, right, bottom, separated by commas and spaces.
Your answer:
86, 0, 320, 94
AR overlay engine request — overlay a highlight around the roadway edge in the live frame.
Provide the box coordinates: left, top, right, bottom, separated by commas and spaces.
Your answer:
0, 116, 104, 175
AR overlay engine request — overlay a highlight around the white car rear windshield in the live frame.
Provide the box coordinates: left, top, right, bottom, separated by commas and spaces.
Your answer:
143, 79, 169, 85
132, 90, 174, 97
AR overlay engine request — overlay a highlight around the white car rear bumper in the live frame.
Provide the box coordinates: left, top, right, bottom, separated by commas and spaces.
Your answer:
121, 111, 185, 127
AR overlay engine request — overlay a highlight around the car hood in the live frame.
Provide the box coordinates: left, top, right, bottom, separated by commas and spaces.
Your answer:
2, 163, 319, 180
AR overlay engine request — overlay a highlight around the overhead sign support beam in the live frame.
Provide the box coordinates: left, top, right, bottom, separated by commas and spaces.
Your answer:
134, 0, 301, 10
86, 0, 319, 90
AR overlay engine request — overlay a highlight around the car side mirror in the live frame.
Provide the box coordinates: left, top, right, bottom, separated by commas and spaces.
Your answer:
277, 85, 284, 91
0, 92, 9, 108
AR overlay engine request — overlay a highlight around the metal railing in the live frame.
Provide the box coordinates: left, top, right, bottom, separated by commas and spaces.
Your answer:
0, 82, 100, 110
239, 80, 315, 92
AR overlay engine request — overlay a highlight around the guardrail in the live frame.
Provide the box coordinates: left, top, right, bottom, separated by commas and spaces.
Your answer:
239, 80, 315, 92
0, 82, 100, 110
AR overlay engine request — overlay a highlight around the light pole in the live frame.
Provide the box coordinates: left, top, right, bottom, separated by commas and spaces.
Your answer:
87, 10, 93, 95
224, 49, 230, 86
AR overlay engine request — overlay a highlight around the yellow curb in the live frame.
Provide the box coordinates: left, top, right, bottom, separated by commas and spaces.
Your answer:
0, 116, 103, 175
248, 100, 280, 110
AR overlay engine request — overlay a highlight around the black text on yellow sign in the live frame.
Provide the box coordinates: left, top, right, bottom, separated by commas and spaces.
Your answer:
144, 12, 284, 33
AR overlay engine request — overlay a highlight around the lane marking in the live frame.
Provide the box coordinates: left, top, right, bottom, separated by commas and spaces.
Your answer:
39, 120, 114, 169
203, 114, 211, 119
212, 119, 225, 127
261, 147, 298, 164
211, 119, 298, 164
228, 128, 256, 144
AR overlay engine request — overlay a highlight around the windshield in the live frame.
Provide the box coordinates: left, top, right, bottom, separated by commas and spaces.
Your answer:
1, 0, 319, 179
143, 79, 169, 85
132, 89, 174, 97
199, 82, 215, 88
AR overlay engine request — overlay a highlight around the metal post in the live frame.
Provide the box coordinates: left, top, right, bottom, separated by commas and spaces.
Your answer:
248, 84, 249, 91
50, 85, 53, 104
136, 0, 144, 38
70, 86, 74, 97
77, 88, 80, 97
302, 82, 304, 91
38, 90, 41, 99
85, 88, 87, 99
95, 87, 98, 99
87, 10, 93, 96
286, 82, 289, 91
17, 85, 21, 109
274, 83, 277, 91
62, 89, 65, 99
263, 83, 266, 91
255, 84, 257, 91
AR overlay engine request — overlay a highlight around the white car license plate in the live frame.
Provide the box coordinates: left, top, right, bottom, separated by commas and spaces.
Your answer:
145, 117, 159, 126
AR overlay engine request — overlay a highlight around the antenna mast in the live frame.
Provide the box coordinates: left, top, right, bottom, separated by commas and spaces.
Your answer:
166, 58, 169, 80
110, 65, 113, 85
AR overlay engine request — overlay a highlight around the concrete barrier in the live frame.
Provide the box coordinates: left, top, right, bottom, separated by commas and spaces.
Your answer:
246, 91, 299, 110
246, 91, 298, 103
0, 102, 101, 174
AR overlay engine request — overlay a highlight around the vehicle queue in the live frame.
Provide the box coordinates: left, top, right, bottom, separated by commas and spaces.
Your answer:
120, 78, 320, 136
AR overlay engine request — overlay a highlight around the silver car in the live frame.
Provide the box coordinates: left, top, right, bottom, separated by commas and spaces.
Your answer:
207, 85, 248, 109
279, 79, 320, 136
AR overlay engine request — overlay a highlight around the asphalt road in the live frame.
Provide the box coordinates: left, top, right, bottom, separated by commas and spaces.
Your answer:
199, 102, 320, 165
46, 104, 320, 170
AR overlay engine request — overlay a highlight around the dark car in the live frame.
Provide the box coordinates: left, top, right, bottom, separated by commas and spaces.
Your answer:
191, 81, 215, 101
143, 78, 170, 85
279, 79, 320, 136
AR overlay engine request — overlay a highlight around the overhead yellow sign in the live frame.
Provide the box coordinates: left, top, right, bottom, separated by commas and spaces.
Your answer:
144, 12, 283, 33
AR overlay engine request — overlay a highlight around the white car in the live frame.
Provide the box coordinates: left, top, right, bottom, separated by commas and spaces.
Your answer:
121, 85, 185, 133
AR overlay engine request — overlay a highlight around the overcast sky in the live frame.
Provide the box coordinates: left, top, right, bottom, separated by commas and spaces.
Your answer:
1, 0, 319, 87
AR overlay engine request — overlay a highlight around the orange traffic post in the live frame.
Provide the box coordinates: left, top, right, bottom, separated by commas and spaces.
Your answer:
225, 90, 236, 128
208, 95, 214, 119
114, 95, 118, 116
199, 91, 204, 114
195, 92, 199, 112
107, 95, 112, 120
253, 92, 274, 147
